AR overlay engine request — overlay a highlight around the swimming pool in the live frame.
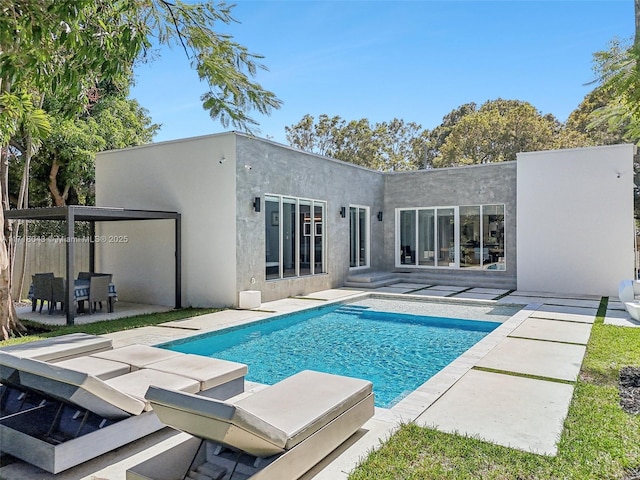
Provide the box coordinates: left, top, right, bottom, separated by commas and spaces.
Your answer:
161, 298, 521, 408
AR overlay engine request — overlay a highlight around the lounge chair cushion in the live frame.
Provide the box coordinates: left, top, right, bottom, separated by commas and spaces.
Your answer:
0, 351, 145, 419
147, 370, 373, 457
91, 344, 182, 370
55, 356, 131, 380
0, 333, 112, 362
106, 369, 200, 411
145, 354, 248, 390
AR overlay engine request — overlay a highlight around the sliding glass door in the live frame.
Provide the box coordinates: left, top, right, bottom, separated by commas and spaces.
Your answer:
396, 204, 505, 270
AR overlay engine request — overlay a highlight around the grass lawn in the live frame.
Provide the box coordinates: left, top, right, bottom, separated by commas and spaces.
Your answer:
0, 307, 221, 348
349, 298, 640, 480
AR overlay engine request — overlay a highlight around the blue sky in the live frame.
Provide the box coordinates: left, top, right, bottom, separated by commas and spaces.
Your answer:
130, 0, 634, 145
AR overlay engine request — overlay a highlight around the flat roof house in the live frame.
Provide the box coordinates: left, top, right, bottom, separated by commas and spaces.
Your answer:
95, 133, 635, 308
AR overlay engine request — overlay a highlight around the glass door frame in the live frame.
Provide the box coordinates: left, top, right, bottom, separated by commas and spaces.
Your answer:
349, 205, 370, 270
395, 206, 460, 268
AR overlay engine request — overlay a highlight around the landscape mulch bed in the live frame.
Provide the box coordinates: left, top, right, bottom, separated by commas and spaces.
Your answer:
620, 366, 640, 415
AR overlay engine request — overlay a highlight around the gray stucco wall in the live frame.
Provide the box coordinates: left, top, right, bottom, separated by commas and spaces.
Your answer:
383, 162, 517, 286
234, 135, 384, 302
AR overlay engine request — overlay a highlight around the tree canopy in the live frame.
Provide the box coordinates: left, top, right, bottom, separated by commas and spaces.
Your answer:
287, 100, 596, 171
431, 99, 593, 167
0, 0, 282, 336
285, 114, 428, 171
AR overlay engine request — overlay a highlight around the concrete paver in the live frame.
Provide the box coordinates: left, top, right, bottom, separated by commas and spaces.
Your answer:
424, 285, 468, 292
509, 290, 603, 301
159, 308, 273, 331
393, 283, 432, 289
467, 288, 511, 295
414, 369, 575, 455
373, 286, 416, 293
499, 295, 600, 309
453, 292, 502, 300
476, 337, 586, 381
412, 288, 462, 297
509, 317, 593, 345
529, 305, 597, 324
296, 289, 365, 301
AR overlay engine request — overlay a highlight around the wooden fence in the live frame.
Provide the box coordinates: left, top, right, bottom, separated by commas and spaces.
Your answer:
11, 238, 90, 299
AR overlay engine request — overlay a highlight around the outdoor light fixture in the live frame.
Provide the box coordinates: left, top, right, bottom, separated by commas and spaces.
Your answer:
377, 211, 383, 221
253, 197, 261, 212
340, 207, 346, 218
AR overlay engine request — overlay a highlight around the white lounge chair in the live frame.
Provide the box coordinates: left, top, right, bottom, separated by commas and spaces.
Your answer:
0, 332, 113, 362
618, 280, 640, 322
0, 346, 247, 474
127, 370, 374, 480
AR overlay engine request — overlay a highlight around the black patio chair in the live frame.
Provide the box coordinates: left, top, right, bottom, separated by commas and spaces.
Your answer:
31, 273, 53, 313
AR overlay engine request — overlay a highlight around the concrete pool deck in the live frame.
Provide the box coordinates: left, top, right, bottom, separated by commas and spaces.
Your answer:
1, 286, 637, 479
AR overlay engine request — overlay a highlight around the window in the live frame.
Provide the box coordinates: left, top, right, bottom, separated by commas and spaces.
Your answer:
265, 195, 326, 279
396, 204, 505, 270
350, 206, 369, 268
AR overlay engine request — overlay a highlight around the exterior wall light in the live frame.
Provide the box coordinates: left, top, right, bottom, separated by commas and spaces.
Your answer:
253, 197, 261, 212
340, 207, 346, 218
377, 211, 383, 221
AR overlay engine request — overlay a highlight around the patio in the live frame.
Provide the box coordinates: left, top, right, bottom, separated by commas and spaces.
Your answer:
0, 285, 638, 479
15, 301, 173, 325
5, 205, 182, 325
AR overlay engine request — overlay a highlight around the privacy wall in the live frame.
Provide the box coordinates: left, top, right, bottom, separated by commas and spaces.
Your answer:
516, 144, 636, 296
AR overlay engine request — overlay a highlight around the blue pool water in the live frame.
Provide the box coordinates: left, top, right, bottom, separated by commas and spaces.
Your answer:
161, 300, 510, 408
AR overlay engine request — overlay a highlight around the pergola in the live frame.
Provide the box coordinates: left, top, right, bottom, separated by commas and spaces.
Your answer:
5, 206, 181, 325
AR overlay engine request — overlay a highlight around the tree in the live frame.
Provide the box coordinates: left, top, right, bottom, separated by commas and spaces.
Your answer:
423, 102, 477, 168
585, 3, 640, 220
27, 94, 160, 208
586, 38, 640, 144
0, 0, 282, 336
432, 99, 592, 167
285, 115, 428, 171
566, 86, 630, 145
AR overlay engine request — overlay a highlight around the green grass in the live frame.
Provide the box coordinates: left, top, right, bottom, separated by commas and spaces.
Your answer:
0, 307, 221, 348
349, 298, 640, 480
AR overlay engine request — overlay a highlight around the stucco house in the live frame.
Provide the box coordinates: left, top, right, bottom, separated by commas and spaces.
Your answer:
95, 133, 635, 308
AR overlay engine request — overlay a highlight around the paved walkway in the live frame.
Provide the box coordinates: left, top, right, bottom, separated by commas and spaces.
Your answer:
1, 285, 637, 479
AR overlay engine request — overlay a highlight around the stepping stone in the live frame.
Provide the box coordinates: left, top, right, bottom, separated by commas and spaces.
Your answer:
476, 337, 586, 382
415, 369, 574, 455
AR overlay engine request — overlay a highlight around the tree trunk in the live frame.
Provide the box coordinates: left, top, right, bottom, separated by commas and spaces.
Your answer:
14, 131, 36, 300
49, 157, 66, 207
0, 148, 25, 339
